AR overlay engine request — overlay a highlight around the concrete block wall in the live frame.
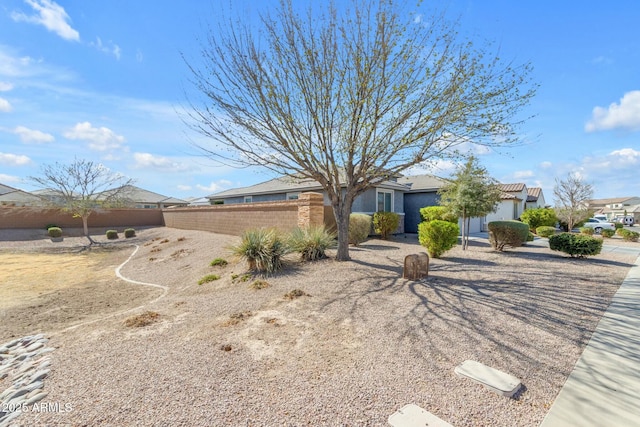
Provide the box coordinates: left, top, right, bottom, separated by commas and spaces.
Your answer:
0, 207, 164, 229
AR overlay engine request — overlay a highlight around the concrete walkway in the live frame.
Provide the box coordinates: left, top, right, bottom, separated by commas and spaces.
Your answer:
540, 250, 640, 426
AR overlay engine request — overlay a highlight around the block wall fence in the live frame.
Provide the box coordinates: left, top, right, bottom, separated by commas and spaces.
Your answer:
0, 207, 164, 229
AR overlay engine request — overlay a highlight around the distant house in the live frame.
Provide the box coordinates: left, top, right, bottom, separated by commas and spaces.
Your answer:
208, 174, 409, 232
396, 174, 447, 233
115, 185, 189, 209
525, 187, 546, 209
588, 197, 640, 221
0, 183, 44, 207
185, 196, 212, 207
485, 183, 529, 225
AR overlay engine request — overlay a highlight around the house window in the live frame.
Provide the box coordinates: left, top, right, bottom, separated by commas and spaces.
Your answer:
376, 190, 393, 212
286, 192, 299, 200
244, 196, 253, 203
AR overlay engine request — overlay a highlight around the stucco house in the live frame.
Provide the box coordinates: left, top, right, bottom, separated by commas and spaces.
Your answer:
396, 174, 448, 233
0, 183, 43, 207
588, 197, 640, 221
208, 174, 409, 232
114, 185, 189, 209
525, 187, 546, 209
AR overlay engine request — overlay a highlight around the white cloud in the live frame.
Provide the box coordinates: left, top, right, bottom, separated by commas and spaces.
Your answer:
11, 0, 80, 42
540, 161, 552, 169
13, 126, 54, 143
0, 82, 13, 91
0, 173, 21, 183
133, 153, 191, 172
513, 170, 534, 179
585, 90, 640, 132
177, 184, 192, 191
0, 152, 31, 166
196, 180, 233, 193
136, 49, 144, 63
63, 122, 126, 151
90, 37, 121, 60
0, 97, 12, 112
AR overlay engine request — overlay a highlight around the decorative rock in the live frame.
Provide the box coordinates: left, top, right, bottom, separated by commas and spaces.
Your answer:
403, 253, 429, 280
29, 369, 50, 383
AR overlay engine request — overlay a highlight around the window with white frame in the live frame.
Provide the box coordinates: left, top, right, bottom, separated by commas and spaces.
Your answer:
376, 189, 393, 212
244, 196, 253, 203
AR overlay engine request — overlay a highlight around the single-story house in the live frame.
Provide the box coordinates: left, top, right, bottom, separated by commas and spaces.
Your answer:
588, 197, 640, 221
525, 187, 546, 209
0, 183, 44, 207
115, 185, 189, 209
396, 174, 448, 233
485, 183, 529, 225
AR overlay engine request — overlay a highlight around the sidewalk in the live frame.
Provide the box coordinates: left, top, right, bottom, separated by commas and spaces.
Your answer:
540, 251, 640, 426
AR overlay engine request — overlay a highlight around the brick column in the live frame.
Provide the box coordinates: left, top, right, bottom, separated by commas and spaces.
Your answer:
297, 192, 324, 229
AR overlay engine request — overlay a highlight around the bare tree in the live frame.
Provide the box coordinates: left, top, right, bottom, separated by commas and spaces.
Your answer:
438, 156, 502, 250
30, 159, 134, 242
184, 0, 536, 261
553, 172, 593, 232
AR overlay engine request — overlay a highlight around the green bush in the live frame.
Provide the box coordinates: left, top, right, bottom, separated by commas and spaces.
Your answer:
230, 228, 288, 273
615, 222, 624, 230
124, 228, 136, 238
45, 223, 58, 230
527, 231, 535, 242
373, 211, 400, 240
47, 227, 62, 238
418, 219, 459, 258
198, 274, 220, 285
210, 258, 228, 267
549, 233, 603, 258
520, 207, 557, 231
349, 213, 372, 246
288, 225, 336, 261
106, 230, 118, 239
488, 221, 530, 251
419, 206, 457, 223
536, 226, 556, 238
579, 227, 595, 235
616, 227, 626, 236
620, 229, 640, 242
601, 229, 615, 238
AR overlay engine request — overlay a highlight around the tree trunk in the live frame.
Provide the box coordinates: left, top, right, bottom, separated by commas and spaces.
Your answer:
465, 216, 471, 250
333, 198, 354, 261
82, 214, 96, 244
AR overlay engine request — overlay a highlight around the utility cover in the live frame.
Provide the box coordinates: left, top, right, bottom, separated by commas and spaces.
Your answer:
388, 404, 454, 427
454, 360, 522, 397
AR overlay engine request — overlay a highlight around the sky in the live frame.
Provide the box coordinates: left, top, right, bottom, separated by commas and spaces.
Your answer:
1, 0, 639, 201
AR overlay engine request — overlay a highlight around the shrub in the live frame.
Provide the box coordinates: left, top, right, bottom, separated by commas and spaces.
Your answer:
616, 227, 626, 236
288, 225, 336, 261
620, 229, 640, 242
45, 223, 58, 230
615, 223, 624, 230
527, 231, 535, 242
249, 280, 270, 290
419, 206, 457, 223
124, 228, 136, 238
106, 230, 118, 239
520, 207, 557, 231
210, 258, 228, 267
373, 211, 400, 239
198, 274, 220, 285
579, 227, 594, 235
536, 226, 556, 238
47, 227, 62, 238
418, 219, 459, 258
349, 213, 372, 246
488, 221, 530, 251
230, 228, 288, 273
601, 229, 615, 238
549, 233, 603, 258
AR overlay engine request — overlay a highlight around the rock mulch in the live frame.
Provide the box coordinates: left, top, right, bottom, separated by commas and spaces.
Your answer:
0, 335, 53, 426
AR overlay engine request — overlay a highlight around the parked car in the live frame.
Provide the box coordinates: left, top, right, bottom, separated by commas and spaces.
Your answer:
581, 218, 616, 233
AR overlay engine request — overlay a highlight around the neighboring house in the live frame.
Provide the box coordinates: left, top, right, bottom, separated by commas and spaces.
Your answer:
186, 197, 212, 207
486, 183, 529, 225
208, 174, 408, 232
115, 185, 189, 209
396, 174, 447, 233
0, 183, 44, 207
525, 187, 546, 209
588, 197, 640, 221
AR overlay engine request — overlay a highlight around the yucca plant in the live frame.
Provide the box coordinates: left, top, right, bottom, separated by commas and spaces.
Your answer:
230, 228, 288, 273
288, 225, 337, 261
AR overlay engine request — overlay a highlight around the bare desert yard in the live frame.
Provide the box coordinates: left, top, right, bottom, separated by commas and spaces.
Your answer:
1, 227, 638, 426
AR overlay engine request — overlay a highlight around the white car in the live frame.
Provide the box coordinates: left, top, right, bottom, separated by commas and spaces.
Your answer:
581, 218, 615, 233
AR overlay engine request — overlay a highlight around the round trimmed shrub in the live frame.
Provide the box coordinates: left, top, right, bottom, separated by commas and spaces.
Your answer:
418, 219, 459, 258
536, 226, 556, 238
527, 231, 535, 242
488, 220, 530, 251
106, 230, 119, 239
373, 211, 400, 240
601, 229, 615, 238
45, 223, 59, 230
579, 227, 594, 235
419, 206, 457, 223
288, 225, 336, 261
549, 232, 603, 258
349, 213, 372, 246
47, 227, 62, 238
124, 228, 136, 238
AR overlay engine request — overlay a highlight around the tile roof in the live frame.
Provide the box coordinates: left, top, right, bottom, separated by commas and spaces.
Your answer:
499, 183, 526, 193
588, 197, 637, 206
396, 174, 447, 192
526, 187, 542, 202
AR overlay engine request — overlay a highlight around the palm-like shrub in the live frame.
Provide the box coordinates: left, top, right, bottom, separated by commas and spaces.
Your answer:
418, 219, 459, 258
231, 228, 288, 273
373, 211, 400, 240
288, 225, 336, 261
349, 213, 371, 246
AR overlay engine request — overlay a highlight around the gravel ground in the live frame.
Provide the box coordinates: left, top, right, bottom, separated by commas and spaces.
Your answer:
1, 227, 638, 426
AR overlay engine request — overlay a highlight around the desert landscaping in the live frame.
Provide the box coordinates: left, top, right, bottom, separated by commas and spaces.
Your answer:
1, 226, 638, 426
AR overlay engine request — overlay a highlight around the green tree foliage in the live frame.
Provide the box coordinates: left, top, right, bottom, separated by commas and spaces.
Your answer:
185, 0, 536, 261
419, 206, 457, 223
520, 207, 557, 231
418, 220, 459, 258
553, 173, 593, 232
438, 157, 502, 250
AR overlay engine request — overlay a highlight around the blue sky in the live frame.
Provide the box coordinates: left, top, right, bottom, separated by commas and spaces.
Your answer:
1, 0, 639, 201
